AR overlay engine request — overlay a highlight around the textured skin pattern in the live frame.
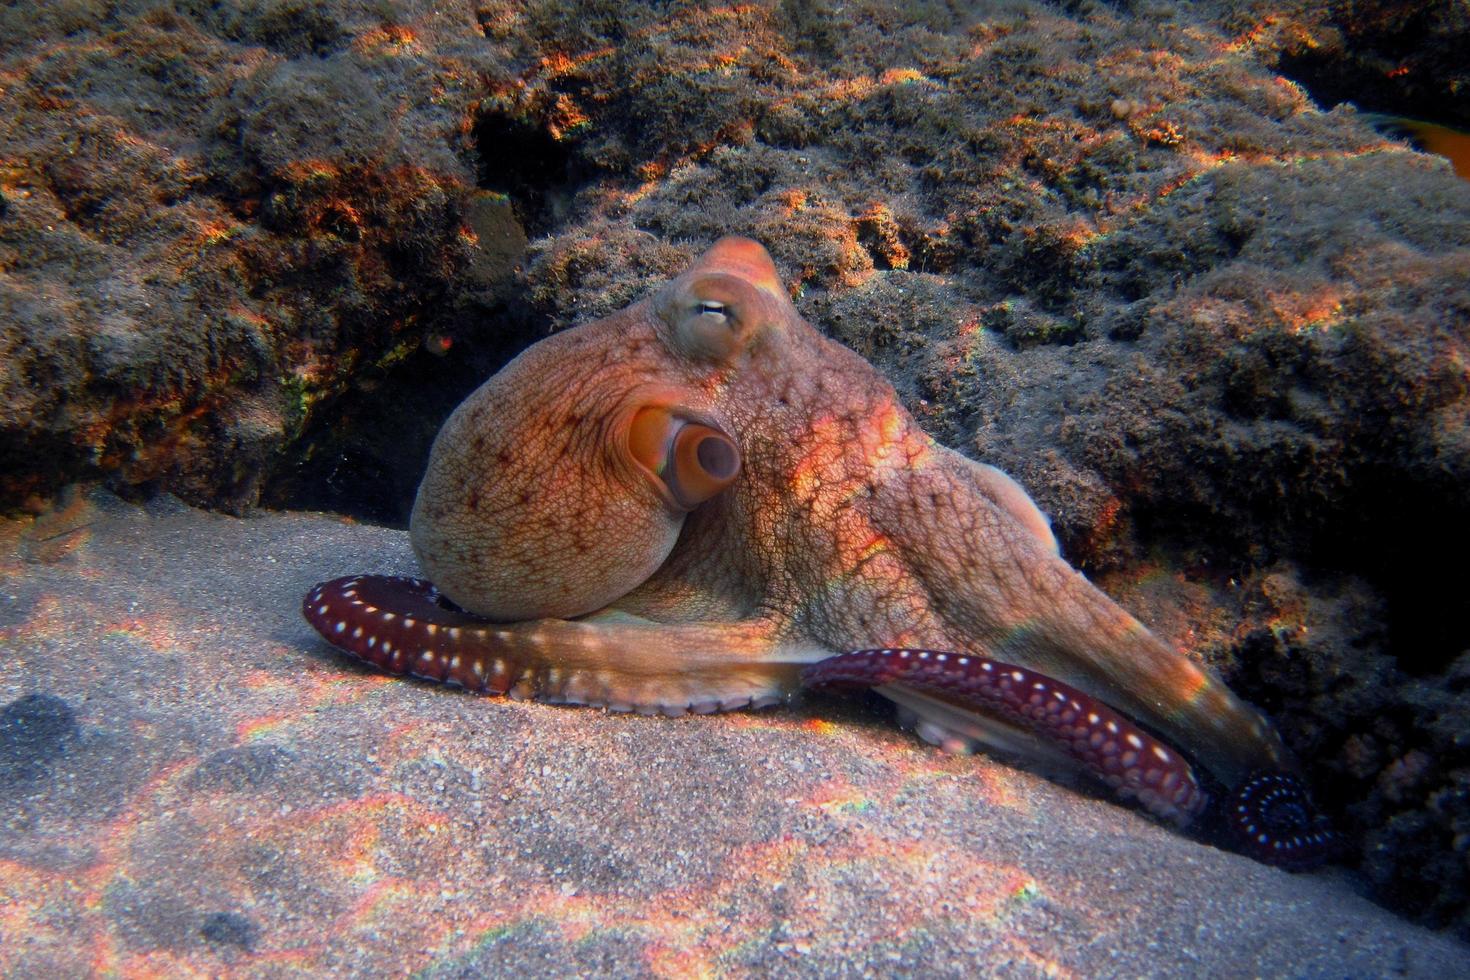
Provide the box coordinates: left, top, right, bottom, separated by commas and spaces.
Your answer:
304, 237, 1331, 864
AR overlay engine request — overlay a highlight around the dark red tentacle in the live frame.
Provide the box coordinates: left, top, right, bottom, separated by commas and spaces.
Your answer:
304, 589, 1339, 870
802, 647, 1207, 825
1226, 770, 1341, 870
302, 575, 515, 693
803, 647, 1338, 869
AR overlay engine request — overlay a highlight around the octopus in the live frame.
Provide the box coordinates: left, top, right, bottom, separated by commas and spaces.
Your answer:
304, 236, 1335, 868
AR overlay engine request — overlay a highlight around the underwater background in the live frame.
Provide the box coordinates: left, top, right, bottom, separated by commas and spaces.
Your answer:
2, 0, 1469, 973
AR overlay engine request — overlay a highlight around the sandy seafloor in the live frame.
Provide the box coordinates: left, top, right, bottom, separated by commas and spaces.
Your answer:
0, 489, 1464, 977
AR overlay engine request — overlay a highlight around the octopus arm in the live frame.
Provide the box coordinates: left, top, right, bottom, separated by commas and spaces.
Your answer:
804, 647, 1207, 825
803, 647, 1340, 868
878, 457, 1286, 792
949, 455, 1059, 556
303, 575, 826, 716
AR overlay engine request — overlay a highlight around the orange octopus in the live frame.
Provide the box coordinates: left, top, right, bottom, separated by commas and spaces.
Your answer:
304, 237, 1335, 867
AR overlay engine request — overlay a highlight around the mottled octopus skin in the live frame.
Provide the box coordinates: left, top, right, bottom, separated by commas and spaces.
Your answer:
304, 236, 1332, 867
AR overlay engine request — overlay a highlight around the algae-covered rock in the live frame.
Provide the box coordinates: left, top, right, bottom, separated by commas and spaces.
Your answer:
0, 2, 513, 513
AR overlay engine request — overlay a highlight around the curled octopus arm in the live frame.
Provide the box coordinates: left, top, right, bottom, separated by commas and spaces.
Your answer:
801, 648, 1339, 869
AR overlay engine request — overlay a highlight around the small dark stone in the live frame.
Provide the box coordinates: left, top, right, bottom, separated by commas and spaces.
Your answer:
200, 911, 258, 951
0, 693, 77, 784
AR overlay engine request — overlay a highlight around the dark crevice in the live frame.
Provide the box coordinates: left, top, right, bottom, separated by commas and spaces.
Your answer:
1279, 50, 1467, 131
1129, 475, 1470, 676
1271, 2, 1470, 133
261, 106, 596, 524
1336, 495, 1470, 677
260, 320, 535, 527
474, 110, 583, 237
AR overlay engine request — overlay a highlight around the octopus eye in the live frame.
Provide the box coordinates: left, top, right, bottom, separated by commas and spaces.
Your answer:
671, 293, 741, 359
654, 271, 769, 361
627, 407, 741, 511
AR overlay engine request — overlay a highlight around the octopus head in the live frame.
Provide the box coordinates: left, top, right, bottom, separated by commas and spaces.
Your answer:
408, 237, 794, 622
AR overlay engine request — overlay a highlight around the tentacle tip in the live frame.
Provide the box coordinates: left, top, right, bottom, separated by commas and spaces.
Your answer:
1225, 769, 1342, 871
300, 576, 342, 628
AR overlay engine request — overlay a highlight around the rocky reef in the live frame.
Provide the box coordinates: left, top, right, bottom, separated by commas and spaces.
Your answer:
2, 0, 1468, 936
